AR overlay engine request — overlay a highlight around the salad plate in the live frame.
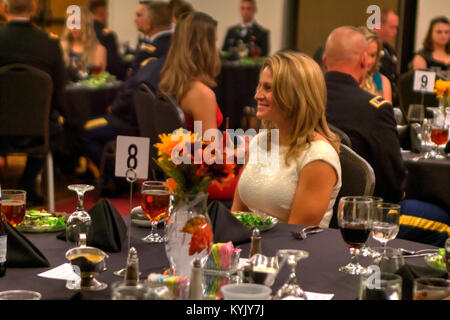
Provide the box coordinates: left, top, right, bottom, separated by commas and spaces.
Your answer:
233, 212, 278, 232
17, 210, 66, 233
424, 249, 447, 272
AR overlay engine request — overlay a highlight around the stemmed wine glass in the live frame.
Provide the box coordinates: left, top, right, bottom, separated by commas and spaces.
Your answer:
407, 104, 425, 125
273, 249, 309, 300
360, 197, 383, 258
141, 181, 170, 243
66, 184, 95, 248
338, 196, 373, 275
371, 203, 401, 257
430, 119, 449, 159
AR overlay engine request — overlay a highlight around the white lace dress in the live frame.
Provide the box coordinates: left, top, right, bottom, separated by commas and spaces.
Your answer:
237, 132, 342, 228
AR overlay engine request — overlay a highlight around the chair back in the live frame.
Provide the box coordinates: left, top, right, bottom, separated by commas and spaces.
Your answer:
398, 70, 439, 119
134, 83, 186, 180
328, 123, 352, 148
329, 144, 375, 228
0, 63, 53, 151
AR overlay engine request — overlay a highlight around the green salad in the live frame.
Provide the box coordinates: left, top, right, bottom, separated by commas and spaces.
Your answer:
233, 212, 275, 229
23, 210, 66, 227
428, 248, 446, 269
80, 71, 116, 88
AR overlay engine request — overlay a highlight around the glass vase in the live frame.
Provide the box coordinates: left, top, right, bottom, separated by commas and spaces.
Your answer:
165, 192, 213, 278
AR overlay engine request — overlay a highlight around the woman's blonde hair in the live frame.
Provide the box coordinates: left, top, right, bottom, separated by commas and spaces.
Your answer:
60, 7, 100, 67
358, 26, 382, 75
261, 51, 340, 164
159, 11, 221, 101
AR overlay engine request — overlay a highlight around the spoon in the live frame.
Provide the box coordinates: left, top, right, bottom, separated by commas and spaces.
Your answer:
292, 226, 323, 240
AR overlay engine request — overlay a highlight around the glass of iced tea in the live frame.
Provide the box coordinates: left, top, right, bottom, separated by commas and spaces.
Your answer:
1, 190, 26, 227
141, 181, 169, 244
413, 277, 449, 300
430, 120, 449, 159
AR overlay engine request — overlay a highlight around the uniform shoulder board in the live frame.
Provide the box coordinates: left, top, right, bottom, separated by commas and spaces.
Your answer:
369, 96, 390, 109
140, 57, 157, 68
140, 43, 156, 53
48, 32, 59, 40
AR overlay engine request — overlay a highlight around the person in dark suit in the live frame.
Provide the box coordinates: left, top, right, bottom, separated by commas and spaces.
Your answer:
129, 1, 173, 76
323, 26, 449, 246
0, 0, 66, 204
222, 0, 269, 57
88, 0, 127, 80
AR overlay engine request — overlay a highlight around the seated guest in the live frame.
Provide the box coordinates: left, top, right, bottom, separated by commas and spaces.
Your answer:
222, 0, 269, 57
0, 0, 66, 204
129, 1, 173, 76
412, 16, 449, 71
171, 0, 194, 25
88, 0, 127, 80
324, 26, 449, 246
60, 7, 107, 82
232, 51, 342, 228
359, 26, 392, 103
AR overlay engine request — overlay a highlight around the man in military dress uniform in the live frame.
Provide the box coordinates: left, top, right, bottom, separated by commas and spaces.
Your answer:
375, 9, 400, 105
129, 1, 172, 76
89, 0, 127, 80
0, 0, 66, 204
323, 26, 406, 203
222, 0, 269, 57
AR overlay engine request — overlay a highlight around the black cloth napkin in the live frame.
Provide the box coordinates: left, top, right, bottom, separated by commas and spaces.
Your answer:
208, 200, 252, 245
57, 199, 127, 253
395, 263, 448, 300
409, 123, 422, 153
6, 223, 50, 268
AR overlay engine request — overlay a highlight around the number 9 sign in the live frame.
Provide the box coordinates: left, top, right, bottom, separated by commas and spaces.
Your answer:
115, 136, 150, 179
413, 71, 436, 93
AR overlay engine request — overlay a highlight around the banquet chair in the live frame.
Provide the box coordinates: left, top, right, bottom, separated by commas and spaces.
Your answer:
328, 123, 352, 148
329, 144, 375, 229
134, 83, 186, 181
0, 64, 55, 211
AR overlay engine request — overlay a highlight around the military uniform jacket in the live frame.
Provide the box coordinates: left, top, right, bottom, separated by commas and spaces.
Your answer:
93, 20, 127, 81
222, 21, 269, 57
379, 42, 399, 85
325, 71, 407, 203
129, 32, 172, 75
0, 20, 66, 132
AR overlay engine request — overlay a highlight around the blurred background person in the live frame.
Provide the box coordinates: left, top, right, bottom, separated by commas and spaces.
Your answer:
88, 0, 127, 80
134, 0, 151, 54
359, 26, 392, 103
222, 0, 269, 57
170, 0, 194, 26
412, 16, 450, 71
60, 6, 107, 82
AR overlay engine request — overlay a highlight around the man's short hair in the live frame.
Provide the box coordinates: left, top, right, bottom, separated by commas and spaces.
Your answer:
88, 0, 107, 12
380, 8, 395, 24
173, 1, 194, 20
242, 0, 257, 6
148, 1, 172, 29
3, 0, 33, 15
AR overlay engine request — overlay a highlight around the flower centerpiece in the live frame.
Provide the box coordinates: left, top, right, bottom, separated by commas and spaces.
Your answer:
434, 79, 450, 109
154, 128, 236, 277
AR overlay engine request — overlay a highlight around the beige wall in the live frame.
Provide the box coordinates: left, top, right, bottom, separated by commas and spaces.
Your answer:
415, 0, 450, 52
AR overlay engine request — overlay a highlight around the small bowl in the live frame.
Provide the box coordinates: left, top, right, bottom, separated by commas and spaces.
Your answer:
0, 290, 41, 300
221, 283, 271, 300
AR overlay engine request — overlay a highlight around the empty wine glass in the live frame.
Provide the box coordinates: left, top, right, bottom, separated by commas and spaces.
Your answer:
338, 196, 373, 275
141, 181, 170, 243
407, 104, 425, 125
360, 196, 383, 258
371, 203, 401, 257
273, 249, 309, 300
66, 184, 94, 248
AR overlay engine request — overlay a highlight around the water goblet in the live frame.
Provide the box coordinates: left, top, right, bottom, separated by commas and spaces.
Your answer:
360, 196, 384, 258
421, 119, 434, 157
141, 181, 170, 243
1, 190, 26, 227
66, 184, 94, 248
407, 104, 425, 125
371, 203, 401, 257
273, 249, 309, 300
359, 272, 402, 300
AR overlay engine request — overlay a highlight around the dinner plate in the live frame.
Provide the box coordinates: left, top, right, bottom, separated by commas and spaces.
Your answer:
233, 212, 278, 232
16, 224, 66, 233
424, 253, 447, 272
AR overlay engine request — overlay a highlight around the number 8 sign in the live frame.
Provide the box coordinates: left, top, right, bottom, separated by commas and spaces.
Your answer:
115, 136, 150, 179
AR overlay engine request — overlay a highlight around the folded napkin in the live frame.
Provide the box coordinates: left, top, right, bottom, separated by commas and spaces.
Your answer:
57, 199, 127, 252
208, 201, 252, 245
6, 223, 50, 268
409, 123, 422, 153
395, 263, 448, 300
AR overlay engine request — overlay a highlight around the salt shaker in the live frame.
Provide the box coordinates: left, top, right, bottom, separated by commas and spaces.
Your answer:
249, 228, 262, 258
124, 247, 139, 284
189, 258, 203, 300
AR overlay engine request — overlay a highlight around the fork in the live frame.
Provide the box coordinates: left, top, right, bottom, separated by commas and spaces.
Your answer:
292, 226, 323, 240
399, 248, 438, 258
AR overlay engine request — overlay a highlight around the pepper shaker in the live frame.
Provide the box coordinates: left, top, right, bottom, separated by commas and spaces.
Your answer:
124, 247, 139, 284
249, 228, 262, 258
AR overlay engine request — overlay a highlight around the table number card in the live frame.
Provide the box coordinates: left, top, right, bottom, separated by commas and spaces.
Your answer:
115, 136, 150, 179
413, 70, 436, 93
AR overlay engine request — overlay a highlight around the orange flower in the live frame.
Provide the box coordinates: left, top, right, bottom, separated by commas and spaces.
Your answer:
163, 178, 178, 194
434, 80, 450, 99
154, 128, 199, 158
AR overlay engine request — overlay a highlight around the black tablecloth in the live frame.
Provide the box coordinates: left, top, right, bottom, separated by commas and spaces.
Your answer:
1, 217, 436, 300
63, 81, 123, 128
402, 151, 450, 214
215, 61, 261, 131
